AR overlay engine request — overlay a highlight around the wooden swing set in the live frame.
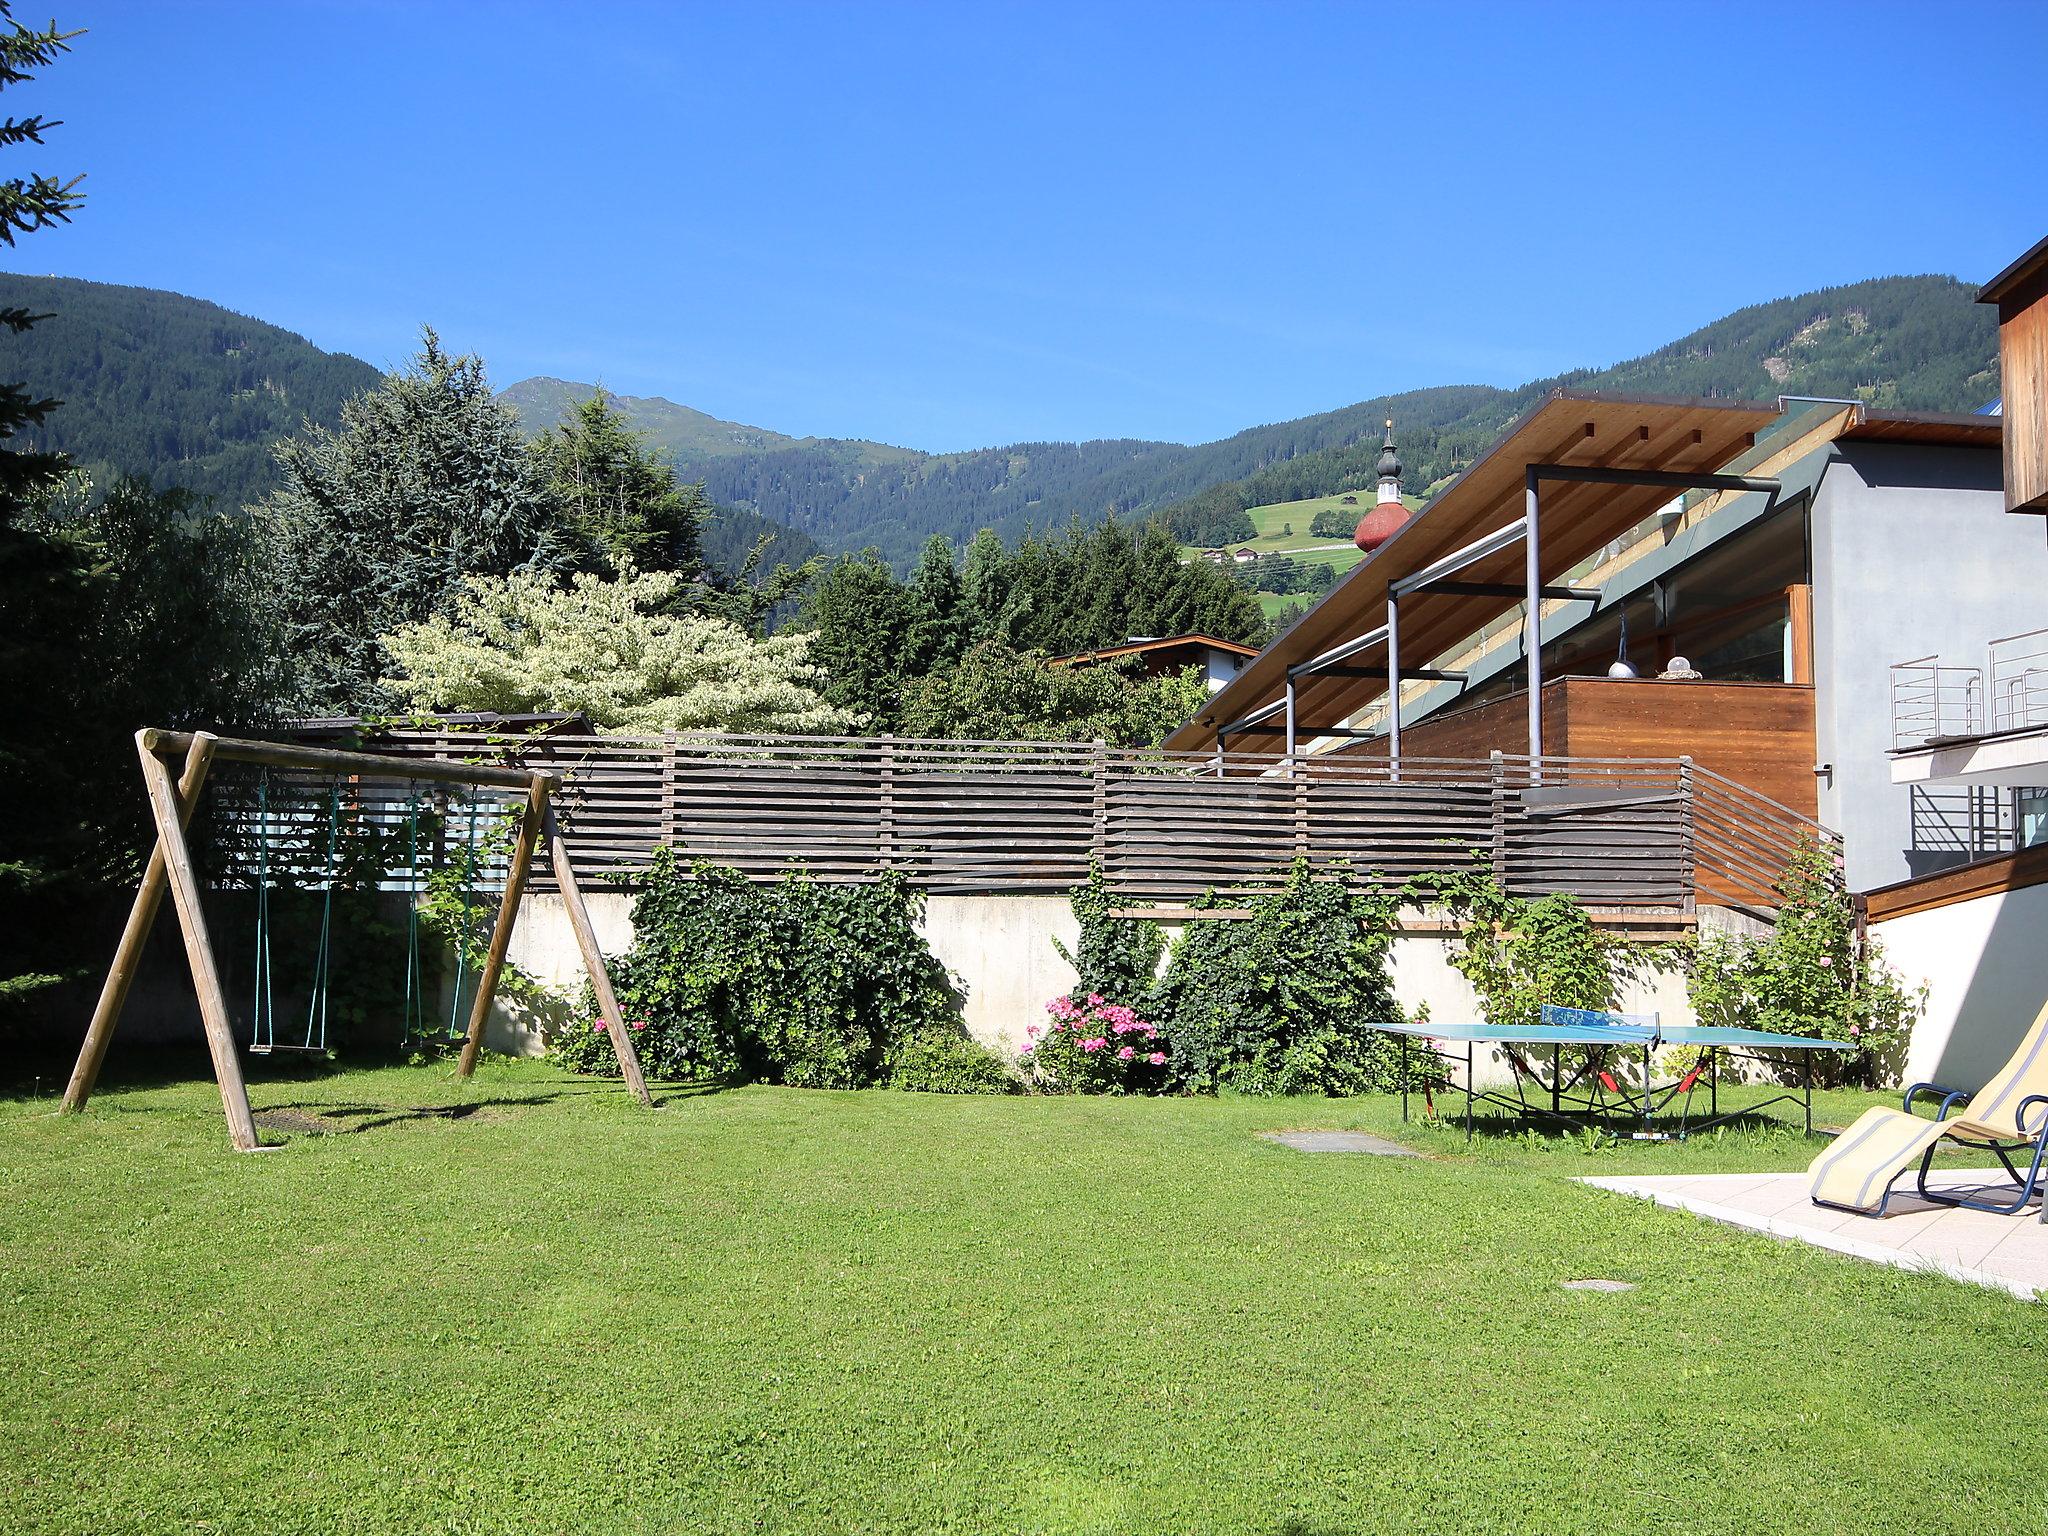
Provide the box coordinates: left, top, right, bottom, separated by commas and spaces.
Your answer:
61, 728, 653, 1150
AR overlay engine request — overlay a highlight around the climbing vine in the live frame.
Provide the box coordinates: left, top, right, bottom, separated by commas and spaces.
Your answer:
550, 850, 1015, 1092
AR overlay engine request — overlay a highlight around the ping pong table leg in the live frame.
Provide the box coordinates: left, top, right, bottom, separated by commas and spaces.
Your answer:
1551, 1043, 1560, 1116
1803, 1052, 1812, 1136
1641, 1042, 1651, 1137
1466, 1041, 1475, 1142
1401, 1035, 1409, 1123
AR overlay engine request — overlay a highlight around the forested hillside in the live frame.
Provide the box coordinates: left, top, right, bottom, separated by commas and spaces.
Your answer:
1, 270, 1996, 557
1152, 274, 1999, 534
508, 273, 1996, 568
0, 275, 379, 506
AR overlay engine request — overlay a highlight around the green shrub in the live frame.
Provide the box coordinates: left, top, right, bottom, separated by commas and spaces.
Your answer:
1146, 859, 1409, 1095
890, 1030, 1020, 1094
1686, 841, 1923, 1086
551, 850, 1006, 1091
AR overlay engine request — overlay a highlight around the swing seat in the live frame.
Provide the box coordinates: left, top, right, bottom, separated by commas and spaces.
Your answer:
248, 1042, 329, 1057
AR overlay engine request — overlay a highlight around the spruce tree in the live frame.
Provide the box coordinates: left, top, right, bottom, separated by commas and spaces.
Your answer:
257, 329, 567, 713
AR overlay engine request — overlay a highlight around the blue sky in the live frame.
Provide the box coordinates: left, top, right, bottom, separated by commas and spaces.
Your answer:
12, 0, 2046, 451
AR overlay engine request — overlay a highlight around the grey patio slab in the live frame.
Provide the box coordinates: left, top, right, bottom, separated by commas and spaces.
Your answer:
1260, 1130, 1419, 1156
1582, 1168, 2046, 1302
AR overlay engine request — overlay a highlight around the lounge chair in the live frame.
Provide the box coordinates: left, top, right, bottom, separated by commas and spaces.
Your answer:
1808, 997, 2048, 1216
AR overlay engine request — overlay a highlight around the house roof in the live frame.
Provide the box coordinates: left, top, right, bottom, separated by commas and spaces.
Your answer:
1048, 633, 1261, 667
1979, 233, 2048, 310
1164, 391, 1790, 754
1164, 392, 2005, 756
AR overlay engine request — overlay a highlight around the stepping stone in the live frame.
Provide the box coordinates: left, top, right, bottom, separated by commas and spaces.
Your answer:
1260, 1130, 1419, 1156
1561, 1278, 1637, 1292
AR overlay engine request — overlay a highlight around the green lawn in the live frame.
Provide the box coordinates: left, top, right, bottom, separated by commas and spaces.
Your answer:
5, 1061, 2044, 1534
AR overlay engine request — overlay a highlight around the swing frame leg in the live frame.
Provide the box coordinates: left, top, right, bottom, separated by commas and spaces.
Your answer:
456, 777, 547, 1080
63, 732, 217, 1116
545, 797, 653, 1107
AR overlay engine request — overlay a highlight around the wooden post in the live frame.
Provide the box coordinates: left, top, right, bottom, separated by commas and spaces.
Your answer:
134, 734, 264, 1152
1489, 749, 1508, 884
546, 799, 653, 1107
877, 734, 897, 872
456, 775, 549, 1079
1089, 738, 1109, 874
1678, 755, 1698, 914
63, 732, 216, 1113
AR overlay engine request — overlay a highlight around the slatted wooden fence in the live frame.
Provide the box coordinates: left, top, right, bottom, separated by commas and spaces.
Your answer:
247, 729, 1837, 913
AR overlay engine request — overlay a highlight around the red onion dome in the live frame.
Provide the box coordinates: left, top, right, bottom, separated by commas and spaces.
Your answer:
1354, 502, 1410, 552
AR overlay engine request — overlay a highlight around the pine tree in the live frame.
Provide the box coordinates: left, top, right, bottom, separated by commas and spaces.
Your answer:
0, 5, 83, 516
904, 533, 965, 674
257, 329, 567, 712
531, 388, 708, 581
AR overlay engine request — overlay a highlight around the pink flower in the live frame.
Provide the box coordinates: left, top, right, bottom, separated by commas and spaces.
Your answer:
1112, 1020, 1132, 1034
1848, 1024, 1862, 1038
1148, 1052, 1166, 1065
630, 1019, 646, 1031
1087, 993, 1104, 1007
1019, 1042, 1035, 1055
1818, 955, 1834, 968
1081, 1037, 1107, 1053
1117, 1046, 1135, 1060
1025, 1025, 1040, 1038
590, 1019, 606, 1033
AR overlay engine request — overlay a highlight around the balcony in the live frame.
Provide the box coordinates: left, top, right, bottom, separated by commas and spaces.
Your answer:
1891, 628, 2048, 749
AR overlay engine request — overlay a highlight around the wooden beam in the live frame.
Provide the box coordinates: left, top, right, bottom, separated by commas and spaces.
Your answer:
456, 776, 548, 1079
140, 727, 542, 792
135, 733, 264, 1152
63, 732, 215, 1113
546, 800, 653, 1107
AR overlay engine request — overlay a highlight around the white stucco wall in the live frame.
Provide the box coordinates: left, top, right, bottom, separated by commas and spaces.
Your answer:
1809, 441, 2032, 891
1875, 881, 2048, 1094
485, 891, 1701, 1090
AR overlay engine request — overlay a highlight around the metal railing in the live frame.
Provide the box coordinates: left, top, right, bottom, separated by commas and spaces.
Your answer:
1892, 627, 2048, 748
1991, 628, 2048, 734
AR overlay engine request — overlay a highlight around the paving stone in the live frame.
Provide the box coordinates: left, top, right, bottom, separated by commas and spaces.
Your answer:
1561, 1278, 1638, 1292
1260, 1130, 1419, 1156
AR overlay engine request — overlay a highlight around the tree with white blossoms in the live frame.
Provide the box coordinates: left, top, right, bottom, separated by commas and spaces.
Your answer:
380, 567, 857, 735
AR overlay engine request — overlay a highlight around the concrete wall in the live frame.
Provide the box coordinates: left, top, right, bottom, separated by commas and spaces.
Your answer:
1810, 441, 2036, 890
481, 892, 1703, 1089
1878, 881, 2048, 1094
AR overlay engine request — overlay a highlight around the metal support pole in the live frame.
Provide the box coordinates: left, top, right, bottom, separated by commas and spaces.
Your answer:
1400, 1035, 1409, 1123
1523, 466, 1544, 783
1386, 594, 1402, 782
1283, 677, 1297, 764
1467, 1042, 1476, 1141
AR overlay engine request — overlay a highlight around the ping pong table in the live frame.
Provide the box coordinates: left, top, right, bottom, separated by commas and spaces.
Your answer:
1376, 1005, 1853, 1141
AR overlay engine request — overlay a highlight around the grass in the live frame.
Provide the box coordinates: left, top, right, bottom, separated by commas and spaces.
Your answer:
5, 1060, 2046, 1534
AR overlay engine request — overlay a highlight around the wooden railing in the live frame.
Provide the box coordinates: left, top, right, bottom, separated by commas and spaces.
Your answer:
246, 729, 1837, 914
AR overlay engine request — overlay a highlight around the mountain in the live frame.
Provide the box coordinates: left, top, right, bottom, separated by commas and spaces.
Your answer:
504, 274, 1998, 568
4, 271, 1997, 560
500, 376, 802, 459
0, 274, 381, 508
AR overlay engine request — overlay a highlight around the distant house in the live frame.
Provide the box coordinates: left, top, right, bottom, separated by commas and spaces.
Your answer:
1048, 633, 1259, 694
1231, 547, 1261, 565
1199, 548, 1229, 564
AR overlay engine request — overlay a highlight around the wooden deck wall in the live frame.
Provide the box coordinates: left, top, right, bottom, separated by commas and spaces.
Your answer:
1361, 678, 1817, 819
227, 730, 1838, 915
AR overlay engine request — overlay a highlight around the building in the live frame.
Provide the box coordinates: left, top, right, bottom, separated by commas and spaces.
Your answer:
1048, 633, 1258, 693
1167, 389, 2026, 893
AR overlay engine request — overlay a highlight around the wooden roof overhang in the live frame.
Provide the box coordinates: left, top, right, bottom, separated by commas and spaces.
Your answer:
1165, 391, 1784, 756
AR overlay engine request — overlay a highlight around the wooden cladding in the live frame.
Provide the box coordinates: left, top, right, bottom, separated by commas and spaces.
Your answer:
1863, 841, 2048, 924
273, 729, 1837, 915
1982, 239, 2048, 515
1357, 677, 1817, 820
